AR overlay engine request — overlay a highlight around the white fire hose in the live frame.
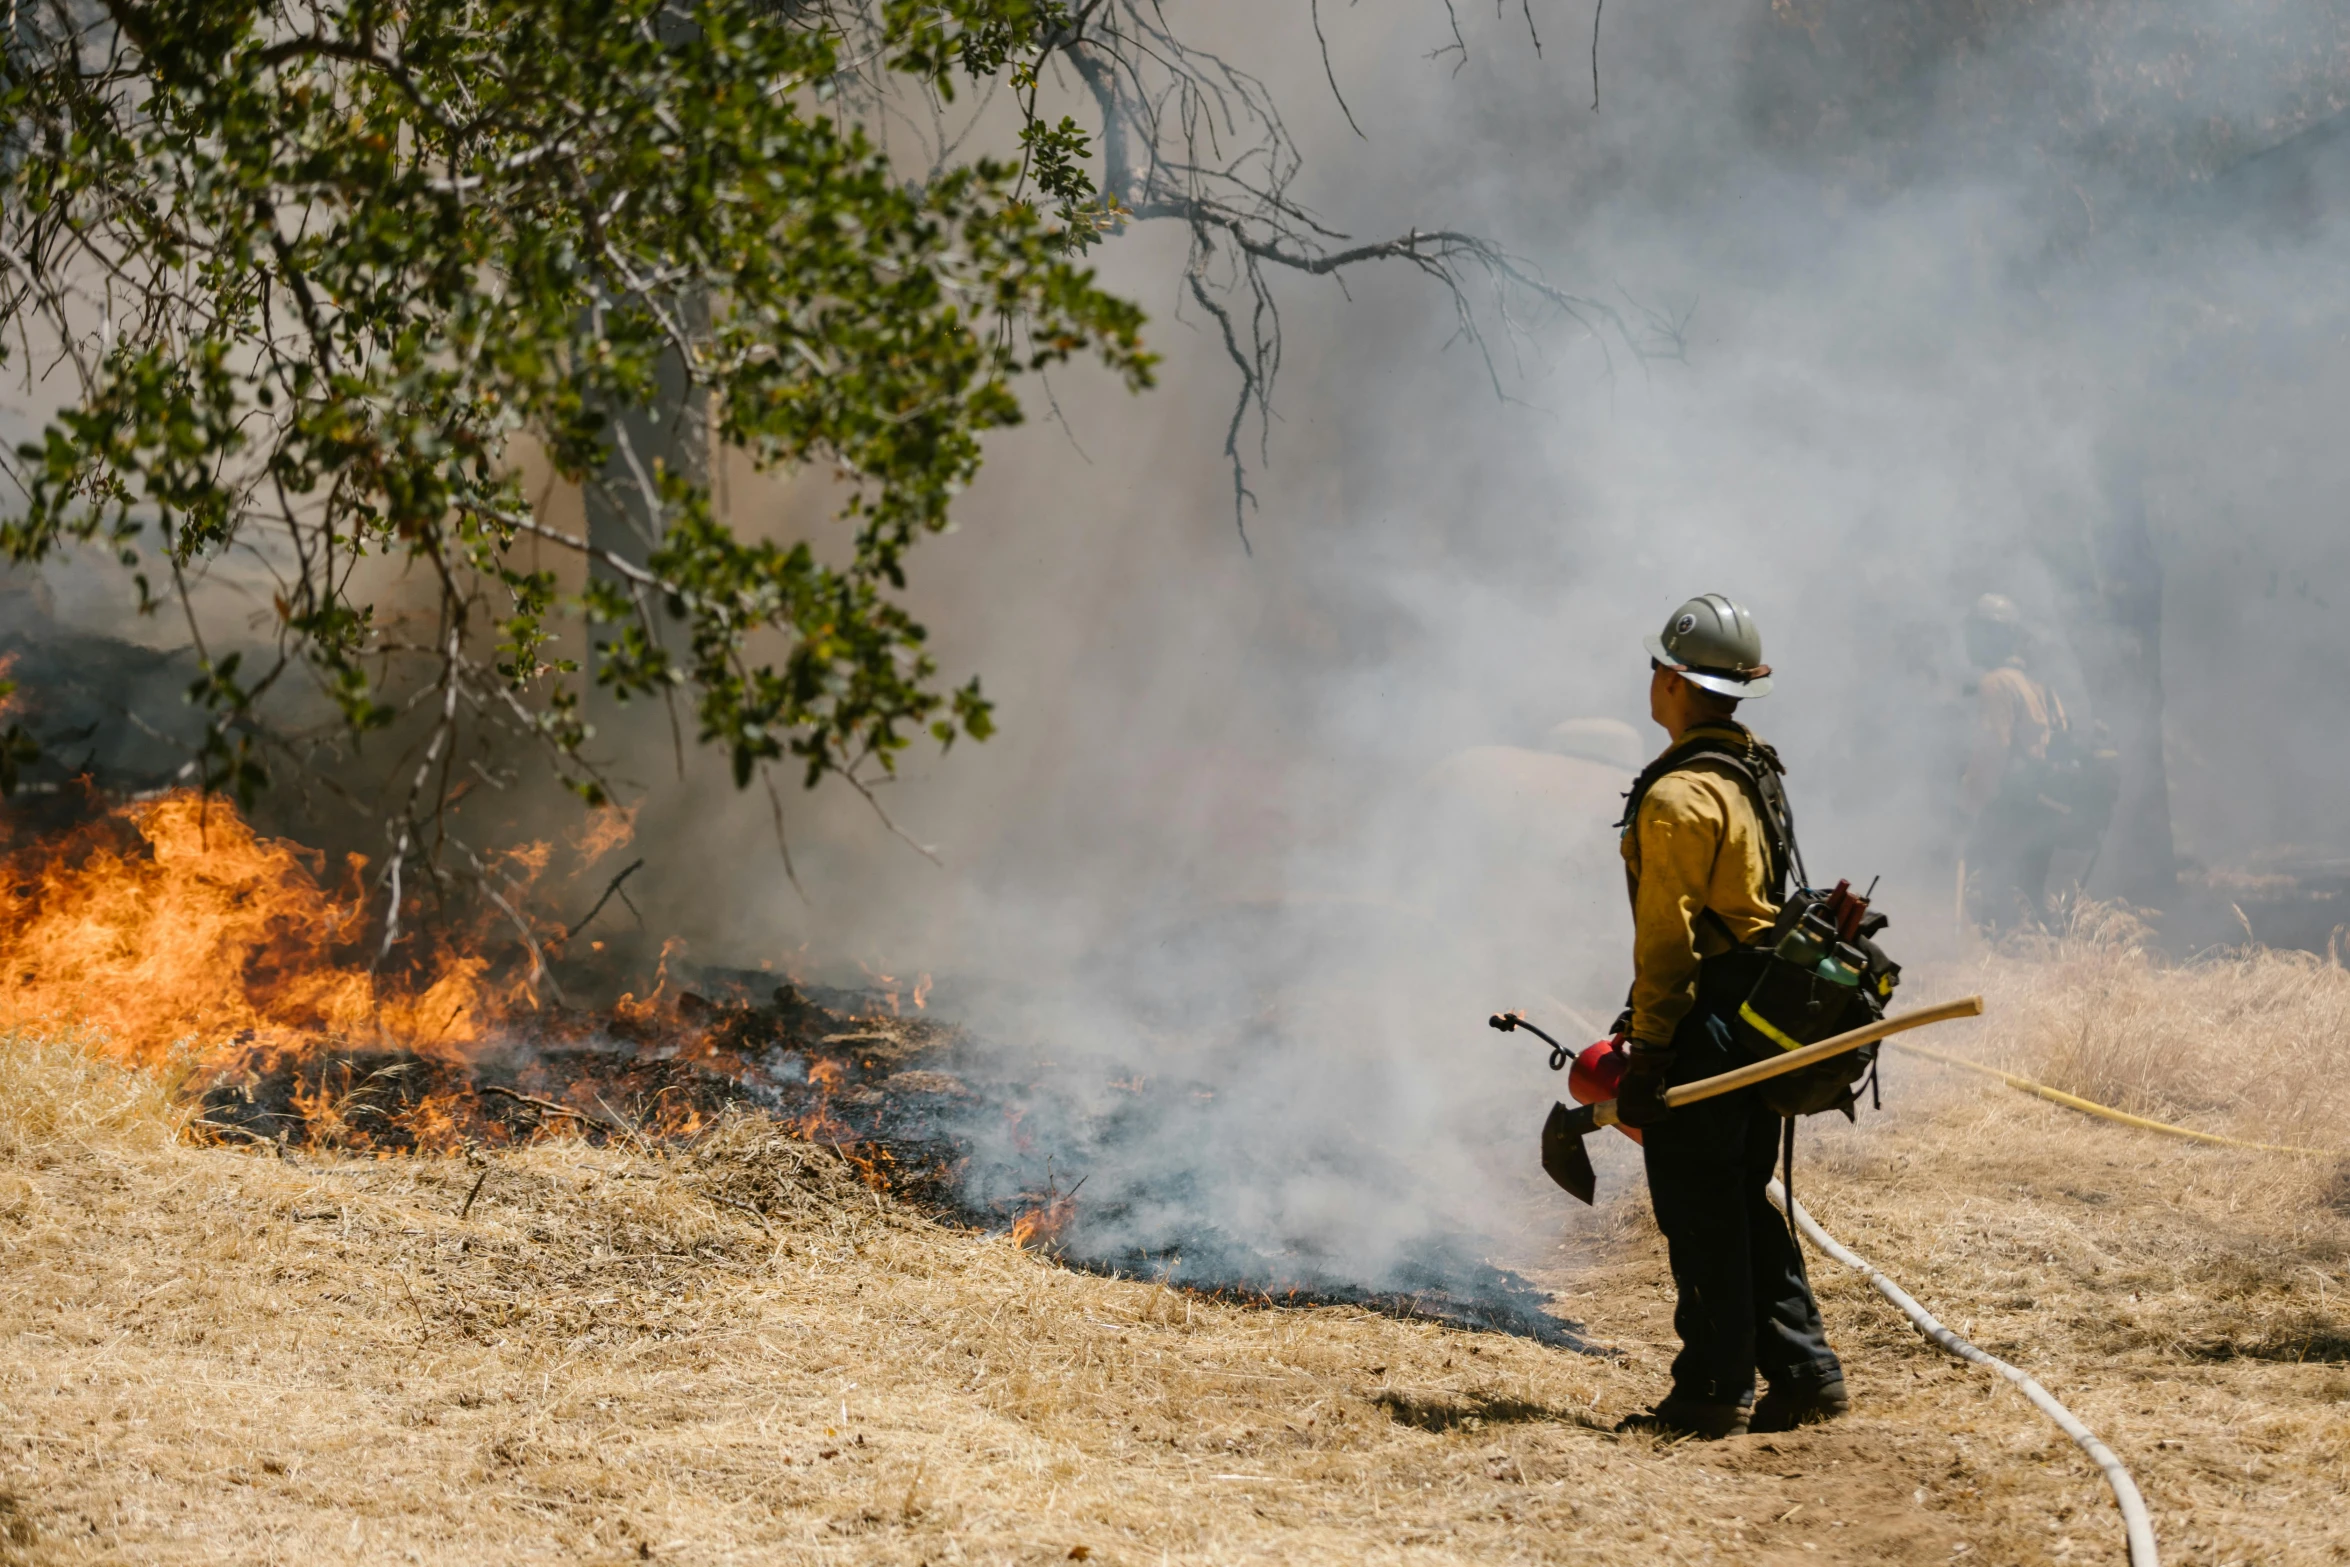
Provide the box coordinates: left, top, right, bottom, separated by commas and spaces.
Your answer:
1769, 1180, 2160, 1567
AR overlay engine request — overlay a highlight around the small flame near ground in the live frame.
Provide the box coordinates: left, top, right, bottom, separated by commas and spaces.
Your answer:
856, 962, 934, 1016
1009, 1174, 1086, 1251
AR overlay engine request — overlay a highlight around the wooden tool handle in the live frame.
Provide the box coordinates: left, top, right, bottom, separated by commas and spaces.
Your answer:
1658, 995, 1985, 1109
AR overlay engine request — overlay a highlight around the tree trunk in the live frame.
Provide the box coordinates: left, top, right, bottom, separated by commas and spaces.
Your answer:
584, 337, 708, 572
590, 3, 712, 577
583, 310, 708, 785
2059, 451, 2179, 907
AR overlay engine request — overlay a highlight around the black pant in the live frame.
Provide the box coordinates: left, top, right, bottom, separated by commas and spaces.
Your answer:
1640, 1006, 1842, 1406
1967, 792, 2061, 933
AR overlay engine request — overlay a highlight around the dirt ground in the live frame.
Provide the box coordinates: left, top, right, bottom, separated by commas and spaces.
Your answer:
2, 951, 2347, 1565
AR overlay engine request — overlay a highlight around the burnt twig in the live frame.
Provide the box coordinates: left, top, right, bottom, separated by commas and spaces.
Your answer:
1590, 0, 1603, 112
458, 1163, 493, 1221
478, 1084, 632, 1142
565, 857, 646, 940
188, 1116, 275, 1148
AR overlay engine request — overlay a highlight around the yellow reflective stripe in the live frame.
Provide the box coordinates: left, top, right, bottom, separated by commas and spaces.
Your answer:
1738, 1001, 1808, 1054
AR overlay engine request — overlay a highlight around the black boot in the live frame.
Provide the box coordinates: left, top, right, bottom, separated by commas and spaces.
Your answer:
1614, 1396, 1751, 1441
1750, 1375, 1850, 1433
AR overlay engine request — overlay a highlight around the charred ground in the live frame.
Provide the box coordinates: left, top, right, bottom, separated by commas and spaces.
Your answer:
190, 972, 1596, 1350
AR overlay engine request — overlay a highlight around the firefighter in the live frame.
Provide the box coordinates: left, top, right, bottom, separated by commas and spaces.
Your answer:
1958, 593, 2069, 931
1610, 593, 1846, 1441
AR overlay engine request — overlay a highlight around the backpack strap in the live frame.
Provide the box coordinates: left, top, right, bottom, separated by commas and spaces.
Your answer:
1618, 731, 1809, 901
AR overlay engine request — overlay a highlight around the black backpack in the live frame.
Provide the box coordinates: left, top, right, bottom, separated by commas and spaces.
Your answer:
1619, 733, 1901, 1120
1994, 704, 2120, 855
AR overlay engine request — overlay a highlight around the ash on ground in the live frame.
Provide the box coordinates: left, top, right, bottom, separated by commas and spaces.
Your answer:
194, 968, 1597, 1353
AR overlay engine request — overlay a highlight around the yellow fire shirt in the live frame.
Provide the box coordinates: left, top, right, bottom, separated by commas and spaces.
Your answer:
1960, 661, 2067, 818
1618, 723, 1782, 1047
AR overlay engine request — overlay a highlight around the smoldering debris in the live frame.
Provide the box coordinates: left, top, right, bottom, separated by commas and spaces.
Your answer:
183, 964, 1598, 1350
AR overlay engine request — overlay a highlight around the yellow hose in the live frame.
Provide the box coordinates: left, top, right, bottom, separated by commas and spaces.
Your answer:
1888, 1039, 2339, 1158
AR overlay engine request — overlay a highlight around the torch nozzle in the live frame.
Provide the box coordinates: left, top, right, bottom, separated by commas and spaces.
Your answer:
1489, 1010, 1571, 1070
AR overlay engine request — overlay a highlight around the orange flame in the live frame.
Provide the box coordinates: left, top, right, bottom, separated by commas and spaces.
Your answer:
0, 792, 535, 1069
0, 790, 948, 1173
568, 802, 639, 866
613, 936, 687, 1022
1010, 1190, 1078, 1250
858, 960, 902, 1015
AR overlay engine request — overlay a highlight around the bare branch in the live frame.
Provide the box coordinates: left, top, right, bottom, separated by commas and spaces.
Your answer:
759, 764, 810, 902
841, 768, 942, 866
1309, 0, 1367, 140
1590, 0, 1602, 111
565, 857, 646, 941
1037, 5, 1654, 543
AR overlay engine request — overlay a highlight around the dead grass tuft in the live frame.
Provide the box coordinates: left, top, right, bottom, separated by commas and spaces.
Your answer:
0, 1489, 34, 1560
672, 1108, 890, 1223
1961, 905, 2350, 1158
0, 1029, 182, 1161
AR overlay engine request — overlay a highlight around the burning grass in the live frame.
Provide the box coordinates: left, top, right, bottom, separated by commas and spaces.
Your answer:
2, 918, 2348, 1562
0, 1030, 1662, 1566
0, 790, 980, 1180
0, 791, 532, 1067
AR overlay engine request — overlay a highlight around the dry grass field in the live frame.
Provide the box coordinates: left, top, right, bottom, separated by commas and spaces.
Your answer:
1, 927, 2345, 1565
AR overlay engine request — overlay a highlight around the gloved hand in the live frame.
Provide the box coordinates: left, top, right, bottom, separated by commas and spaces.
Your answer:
1615, 1047, 1675, 1128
